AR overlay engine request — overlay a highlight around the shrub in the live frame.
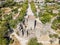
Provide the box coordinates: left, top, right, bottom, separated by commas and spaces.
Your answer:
28, 38, 43, 45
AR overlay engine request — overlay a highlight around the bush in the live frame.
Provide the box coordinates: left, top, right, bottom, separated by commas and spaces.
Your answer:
51, 16, 60, 30
38, 43, 43, 45
39, 12, 53, 24
49, 34, 58, 38
49, 34, 53, 38
28, 38, 43, 45
28, 38, 37, 45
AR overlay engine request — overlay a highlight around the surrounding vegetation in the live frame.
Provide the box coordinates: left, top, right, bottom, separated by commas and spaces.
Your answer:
51, 16, 60, 30
30, 1, 37, 17
0, 0, 28, 45
49, 34, 59, 38
28, 38, 43, 45
45, 0, 54, 2
11, 0, 28, 28
38, 0, 59, 24
0, 20, 13, 45
39, 11, 55, 24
